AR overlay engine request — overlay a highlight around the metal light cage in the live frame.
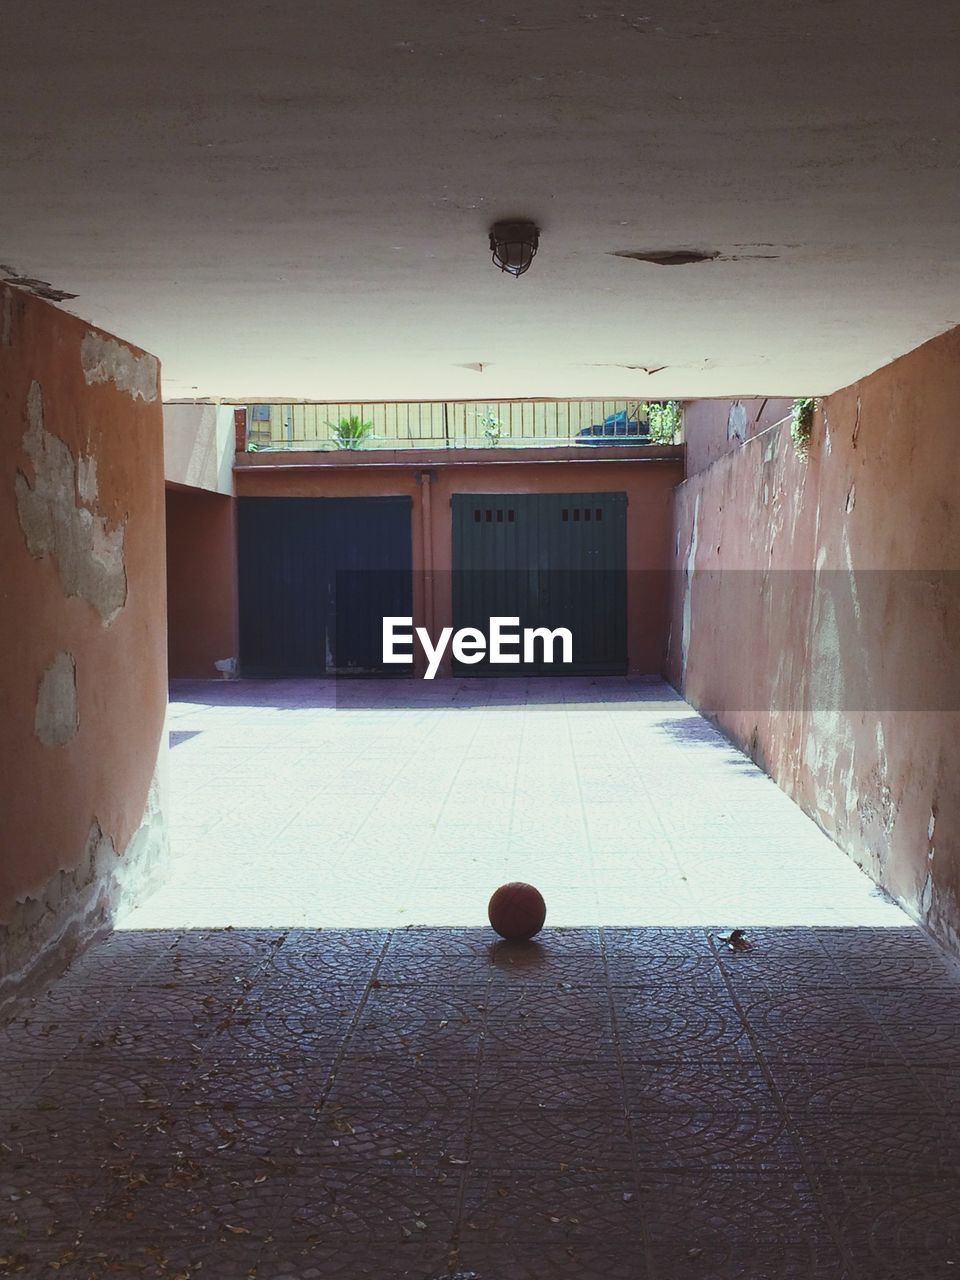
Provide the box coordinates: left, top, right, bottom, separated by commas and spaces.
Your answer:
489, 220, 540, 277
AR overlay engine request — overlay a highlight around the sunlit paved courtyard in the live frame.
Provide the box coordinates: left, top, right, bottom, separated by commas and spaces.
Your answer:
135, 677, 905, 932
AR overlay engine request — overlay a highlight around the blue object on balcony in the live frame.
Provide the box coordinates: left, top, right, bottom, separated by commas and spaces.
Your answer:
575, 409, 650, 444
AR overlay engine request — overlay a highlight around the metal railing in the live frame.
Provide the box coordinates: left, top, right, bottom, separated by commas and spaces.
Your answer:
242, 401, 682, 452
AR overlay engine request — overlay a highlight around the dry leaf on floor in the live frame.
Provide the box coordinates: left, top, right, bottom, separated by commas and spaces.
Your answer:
718, 929, 754, 952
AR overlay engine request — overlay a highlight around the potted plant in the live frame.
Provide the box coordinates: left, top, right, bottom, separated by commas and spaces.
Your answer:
326, 415, 374, 450
478, 411, 503, 447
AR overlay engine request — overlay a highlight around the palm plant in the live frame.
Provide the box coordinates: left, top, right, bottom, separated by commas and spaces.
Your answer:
327, 415, 374, 450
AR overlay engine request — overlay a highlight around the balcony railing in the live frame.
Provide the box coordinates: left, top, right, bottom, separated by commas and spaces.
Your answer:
242, 401, 682, 452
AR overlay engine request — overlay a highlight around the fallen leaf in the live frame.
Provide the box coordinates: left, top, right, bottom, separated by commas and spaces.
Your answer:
719, 929, 754, 953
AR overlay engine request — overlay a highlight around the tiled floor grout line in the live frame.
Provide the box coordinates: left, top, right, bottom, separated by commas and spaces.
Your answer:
444, 963, 493, 1277
262, 927, 454, 1267
599, 704, 694, 901
427, 698, 500, 872
503, 701, 529, 856
566, 706, 600, 908
598, 927, 655, 1279
341, 721, 441, 852
312, 932, 393, 1112
707, 929, 856, 1271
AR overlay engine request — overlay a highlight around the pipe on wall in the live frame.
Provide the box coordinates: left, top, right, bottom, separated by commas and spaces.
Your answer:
419, 468, 437, 637
417, 469, 436, 671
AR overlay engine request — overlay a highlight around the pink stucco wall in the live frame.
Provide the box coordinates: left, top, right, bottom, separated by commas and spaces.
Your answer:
165, 485, 238, 678
682, 397, 794, 477
0, 286, 168, 1004
669, 328, 960, 954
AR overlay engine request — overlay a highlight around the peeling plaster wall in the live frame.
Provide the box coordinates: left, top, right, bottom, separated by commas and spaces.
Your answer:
35, 652, 79, 747
0, 285, 169, 1009
80, 332, 159, 403
668, 327, 960, 955
15, 379, 128, 623
0, 755, 168, 1006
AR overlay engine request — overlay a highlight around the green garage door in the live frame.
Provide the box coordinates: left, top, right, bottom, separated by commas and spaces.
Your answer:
452, 492, 627, 675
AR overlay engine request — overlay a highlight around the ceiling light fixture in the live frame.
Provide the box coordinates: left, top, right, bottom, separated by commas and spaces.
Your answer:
489, 220, 540, 278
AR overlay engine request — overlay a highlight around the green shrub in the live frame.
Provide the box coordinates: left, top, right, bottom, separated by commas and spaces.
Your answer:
642, 401, 682, 443
790, 398, 816, 457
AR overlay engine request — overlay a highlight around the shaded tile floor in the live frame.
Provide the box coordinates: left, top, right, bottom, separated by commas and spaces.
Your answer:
3, 680, 960, 1278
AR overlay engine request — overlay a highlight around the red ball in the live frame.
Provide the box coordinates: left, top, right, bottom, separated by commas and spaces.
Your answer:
488, 882, 546, 941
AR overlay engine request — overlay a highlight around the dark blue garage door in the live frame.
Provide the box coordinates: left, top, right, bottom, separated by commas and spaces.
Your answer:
238, 496, 412, 676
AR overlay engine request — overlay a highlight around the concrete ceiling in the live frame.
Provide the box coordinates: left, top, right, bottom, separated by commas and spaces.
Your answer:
2, 2, 959, 402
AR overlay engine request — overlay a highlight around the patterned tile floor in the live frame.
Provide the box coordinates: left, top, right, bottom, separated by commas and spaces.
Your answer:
3, 678, 960, 1278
